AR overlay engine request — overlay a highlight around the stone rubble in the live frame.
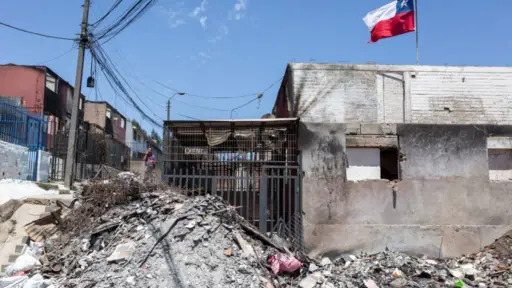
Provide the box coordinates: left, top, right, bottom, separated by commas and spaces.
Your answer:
2, 173, 512, 288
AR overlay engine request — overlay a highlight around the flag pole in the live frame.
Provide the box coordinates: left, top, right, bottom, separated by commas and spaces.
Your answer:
414, 0, 419, 65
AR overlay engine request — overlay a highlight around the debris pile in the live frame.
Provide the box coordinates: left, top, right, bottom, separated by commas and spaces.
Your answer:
18, 174, 302, 288
297, 248, 512, 288
1, 173, 512, 287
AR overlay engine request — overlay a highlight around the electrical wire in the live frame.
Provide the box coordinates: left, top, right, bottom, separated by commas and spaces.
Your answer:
36, 45, 76, 65
113, 49, 260, 99
0, 21, 76, 41
156, 81, 258, 99
177, 113, 201, 121
91, 0, 123, 27
92, 0, 156, 44
229, 97, 261, 118
89, 36, 163, 128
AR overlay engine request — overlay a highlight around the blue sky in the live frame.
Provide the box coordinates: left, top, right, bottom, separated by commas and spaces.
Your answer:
1, 0, 511, 133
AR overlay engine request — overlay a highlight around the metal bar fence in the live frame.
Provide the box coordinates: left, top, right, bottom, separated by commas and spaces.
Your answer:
162, 119, 305, 250
0, 100, 48, 150
0, 100, 50, 180
49, 122, 131, 181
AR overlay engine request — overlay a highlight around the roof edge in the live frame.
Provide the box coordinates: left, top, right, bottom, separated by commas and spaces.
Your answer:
287, 62, 512, 73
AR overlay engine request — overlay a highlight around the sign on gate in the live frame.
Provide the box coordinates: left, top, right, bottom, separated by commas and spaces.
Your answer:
184, 147, 208, 155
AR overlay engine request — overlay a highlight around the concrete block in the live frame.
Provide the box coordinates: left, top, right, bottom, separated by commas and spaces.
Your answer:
305, 224, 444, 259
346, 135, 398, 148
345, 123, 360, 135
360, 124, 384, 135
440, 227, 480, 258
14, 245, 23, 254
304, 224, 512, 259
8, 255, 18, 263
380, 124, 397, 135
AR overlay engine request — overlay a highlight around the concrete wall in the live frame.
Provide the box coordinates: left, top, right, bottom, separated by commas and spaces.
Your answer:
0, 140, 30, 180
0, 140, 51, 182
300, 123, 512, 258
398, 125, 489, 180
84, 102, 107, 129
284, 63, 512, 125
0, 65, 44, 111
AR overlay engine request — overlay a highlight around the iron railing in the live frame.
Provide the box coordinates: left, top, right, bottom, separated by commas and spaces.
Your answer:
163, 118, 304, 249
0, 99, 48, 150
50, 122, 131, 181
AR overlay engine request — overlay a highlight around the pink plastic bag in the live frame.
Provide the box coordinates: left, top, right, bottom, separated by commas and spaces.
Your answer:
268, 253, 303, 275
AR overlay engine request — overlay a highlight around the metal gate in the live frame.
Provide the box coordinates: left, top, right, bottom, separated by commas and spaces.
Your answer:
259, 165, 303, 249
163, 118, 304, 249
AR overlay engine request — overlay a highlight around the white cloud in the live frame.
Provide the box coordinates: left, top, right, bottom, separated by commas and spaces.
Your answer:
171, 19, 186, 28
199, 16, 208, 29
157, 3, 187, 29
189, 0, 209, 29
209, 25, 229, 43
220, 25, 229, 35
190, 0, 207, 17
199, 52, 211, 59
233, 0, 247, 20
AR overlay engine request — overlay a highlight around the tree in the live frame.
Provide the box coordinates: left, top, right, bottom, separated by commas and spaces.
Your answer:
151, 129, 162, 146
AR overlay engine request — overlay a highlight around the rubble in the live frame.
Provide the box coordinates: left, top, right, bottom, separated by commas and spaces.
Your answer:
1, 173, 512, 287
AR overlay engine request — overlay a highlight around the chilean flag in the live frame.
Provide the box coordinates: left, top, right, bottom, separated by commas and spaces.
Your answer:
363, 0, 415, 43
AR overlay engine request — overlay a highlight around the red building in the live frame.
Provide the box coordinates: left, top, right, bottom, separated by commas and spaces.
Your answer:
0, 64, 85, 129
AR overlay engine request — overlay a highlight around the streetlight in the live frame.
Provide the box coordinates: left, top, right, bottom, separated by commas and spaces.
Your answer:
165, 92, 185, 174
167, 92, 185, 120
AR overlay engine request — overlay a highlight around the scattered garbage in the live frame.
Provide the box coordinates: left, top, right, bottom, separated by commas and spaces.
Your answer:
4, 242, 43, 277
268, 253, 303, 275
1, 173, 512, 287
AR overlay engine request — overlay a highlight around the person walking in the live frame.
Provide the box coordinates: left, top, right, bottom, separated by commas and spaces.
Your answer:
143, 148, 157, 182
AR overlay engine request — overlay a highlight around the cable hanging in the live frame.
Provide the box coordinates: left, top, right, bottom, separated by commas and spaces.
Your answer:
89, 35, 163, 128
0, 21, 77, 41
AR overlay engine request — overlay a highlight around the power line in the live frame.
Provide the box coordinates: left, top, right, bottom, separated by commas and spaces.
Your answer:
261, 76, 284, 93
156, 81, 258, 99
177, 113, 201, 121
173, 97, 232, 112
113, 49, 258, 100
0, 21, 76, 41
230, 96, 262, 118
91, 0, 123, 27
92, 0, 156, 45
89, 36, 163, 128
36, 45, 76, 65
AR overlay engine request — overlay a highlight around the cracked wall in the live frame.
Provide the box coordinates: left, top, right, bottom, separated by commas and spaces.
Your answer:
300, 123, 512, 258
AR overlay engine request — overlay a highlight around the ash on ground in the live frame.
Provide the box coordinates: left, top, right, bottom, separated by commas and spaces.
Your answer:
4, 173, 512, 288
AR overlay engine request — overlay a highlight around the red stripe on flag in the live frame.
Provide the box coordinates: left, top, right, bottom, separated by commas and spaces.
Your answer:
369, 11, 415, 43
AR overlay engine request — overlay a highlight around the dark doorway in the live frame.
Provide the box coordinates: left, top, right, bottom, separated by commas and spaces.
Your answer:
380, 147, 399, 180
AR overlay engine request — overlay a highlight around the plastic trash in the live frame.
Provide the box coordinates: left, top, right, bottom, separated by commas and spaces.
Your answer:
4, 242, 43, 277
267, 253, 303, 275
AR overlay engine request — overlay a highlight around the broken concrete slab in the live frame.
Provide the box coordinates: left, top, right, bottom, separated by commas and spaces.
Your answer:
106, 240, 136, 263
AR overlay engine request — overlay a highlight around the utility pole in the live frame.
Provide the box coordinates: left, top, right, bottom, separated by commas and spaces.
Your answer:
167, 100, 171, 121
64, 0, 90, 188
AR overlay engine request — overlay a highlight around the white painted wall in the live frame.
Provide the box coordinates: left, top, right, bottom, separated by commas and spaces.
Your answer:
488, 137, 512, 181
0, 140, 30, 180
346, 148, 380, 181
288, 63, 512, 124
